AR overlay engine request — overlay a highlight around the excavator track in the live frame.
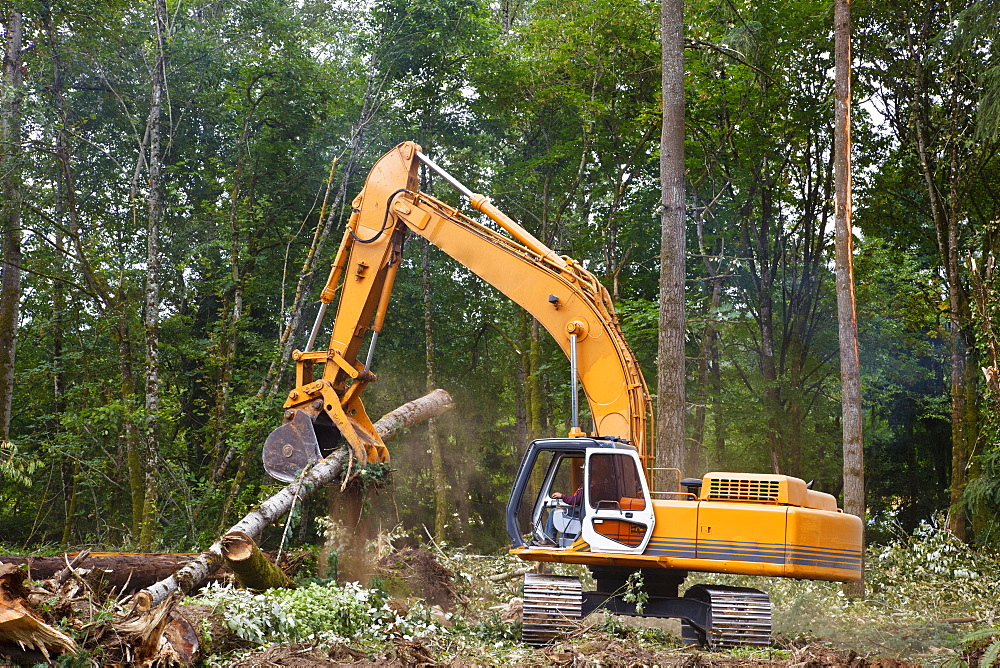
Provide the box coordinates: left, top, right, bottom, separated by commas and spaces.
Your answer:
521, 573, 582, 646
682, 585, 772, 649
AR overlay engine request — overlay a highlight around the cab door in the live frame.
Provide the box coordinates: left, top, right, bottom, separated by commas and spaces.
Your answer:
580, 448, 655, 554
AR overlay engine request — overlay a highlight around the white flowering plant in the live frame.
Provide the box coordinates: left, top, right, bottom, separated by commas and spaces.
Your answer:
194, 580, 440, 646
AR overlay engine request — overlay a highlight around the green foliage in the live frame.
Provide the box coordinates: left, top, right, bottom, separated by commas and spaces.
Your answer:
195, 580, 441, 644
959, 626, 1000, 668
622, 571, 648, 615
0, 440, 40, 487
3, 0, 998, 557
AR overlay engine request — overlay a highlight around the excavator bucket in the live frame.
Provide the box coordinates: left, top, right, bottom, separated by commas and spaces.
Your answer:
263, 392, 387, 482
262, 410, 323, 483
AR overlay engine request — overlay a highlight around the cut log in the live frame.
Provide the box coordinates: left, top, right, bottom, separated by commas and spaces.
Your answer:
137, 389, 454, 606
0, 553, 220, 592
0, 563, 77, 660
221, 531, 296, 591
136, 453, 346, 608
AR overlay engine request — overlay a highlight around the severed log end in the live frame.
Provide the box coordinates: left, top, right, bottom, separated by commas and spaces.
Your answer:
373, 388, 455, 442
221, 532, 296, 592
0, 564, 77, 660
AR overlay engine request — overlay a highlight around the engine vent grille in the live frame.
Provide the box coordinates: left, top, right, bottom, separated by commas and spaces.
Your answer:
706, 477, 781, 502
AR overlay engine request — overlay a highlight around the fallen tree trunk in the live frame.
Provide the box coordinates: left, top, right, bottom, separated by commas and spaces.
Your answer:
137, 389, 454, 606
222, 531, 296, 591
0, 553, 222, 592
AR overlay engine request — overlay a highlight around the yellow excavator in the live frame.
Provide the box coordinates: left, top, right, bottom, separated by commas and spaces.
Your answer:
262, 141, 863, 648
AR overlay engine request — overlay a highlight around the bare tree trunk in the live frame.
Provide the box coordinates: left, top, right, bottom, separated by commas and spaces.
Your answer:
908, 25, 973, 541
834, 0, 865, 597
657, 0, 687, 481
136, 0, 170, 551
422, 241, 448, 539
0, 10, 23, 445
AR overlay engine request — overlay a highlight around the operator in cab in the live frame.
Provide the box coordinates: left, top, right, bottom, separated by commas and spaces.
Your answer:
551, 486, 583, 506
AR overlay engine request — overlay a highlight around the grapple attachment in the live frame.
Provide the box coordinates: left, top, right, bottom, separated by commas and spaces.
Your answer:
262, 410, 323, 483
262, 380, 390, 482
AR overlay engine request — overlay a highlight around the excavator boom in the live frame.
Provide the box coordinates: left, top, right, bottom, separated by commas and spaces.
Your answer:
264, 141, 652, 479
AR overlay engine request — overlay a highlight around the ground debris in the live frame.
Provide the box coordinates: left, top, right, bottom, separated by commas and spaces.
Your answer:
780, 642, 921, 668
227, 638, 440, 667
227, 640, 369, 666
0, 562, 77, 661
376, 547, 457, 610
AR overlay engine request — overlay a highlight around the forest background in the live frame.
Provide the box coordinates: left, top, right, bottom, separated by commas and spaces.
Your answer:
1, 0, 1000, 556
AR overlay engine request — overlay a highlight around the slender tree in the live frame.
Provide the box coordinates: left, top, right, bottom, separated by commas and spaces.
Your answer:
137, 0, 169, 550
0, 9, 23, 446
834, 0, 865, 595
657, 0, 687, 478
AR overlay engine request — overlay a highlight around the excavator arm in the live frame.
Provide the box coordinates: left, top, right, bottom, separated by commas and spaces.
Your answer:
263, 141, 653, 480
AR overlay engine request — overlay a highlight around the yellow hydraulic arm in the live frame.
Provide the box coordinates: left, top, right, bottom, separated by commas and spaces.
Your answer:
277, 141, 653, 473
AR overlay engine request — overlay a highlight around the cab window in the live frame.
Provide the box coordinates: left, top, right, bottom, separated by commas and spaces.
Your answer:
588, 453, 646, 510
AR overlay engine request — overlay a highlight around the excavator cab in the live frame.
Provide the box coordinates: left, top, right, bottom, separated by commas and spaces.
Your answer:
506, 438, 654, 553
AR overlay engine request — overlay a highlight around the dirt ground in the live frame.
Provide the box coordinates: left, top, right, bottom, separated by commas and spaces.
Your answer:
226, 638, 927, 667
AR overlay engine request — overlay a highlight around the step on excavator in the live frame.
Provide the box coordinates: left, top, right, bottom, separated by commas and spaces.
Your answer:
262, 141, 863, 649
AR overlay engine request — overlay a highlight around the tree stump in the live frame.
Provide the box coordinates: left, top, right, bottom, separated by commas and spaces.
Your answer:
221, 531, 296, 591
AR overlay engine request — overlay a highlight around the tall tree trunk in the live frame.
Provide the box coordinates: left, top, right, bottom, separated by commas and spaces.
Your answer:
423, 241, 447, 539
657, 0, 687, 481
0, 9, 24, 445
138, 0, 169, 551
908, 24, 973, 540
833, 0, 865, 596
834, 0, 865, 596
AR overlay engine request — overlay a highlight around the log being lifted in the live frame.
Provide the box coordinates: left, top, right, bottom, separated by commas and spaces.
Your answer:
137, 389, 455, 607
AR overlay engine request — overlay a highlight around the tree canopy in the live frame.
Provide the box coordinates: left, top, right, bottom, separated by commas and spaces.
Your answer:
2, 0, 999, 551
